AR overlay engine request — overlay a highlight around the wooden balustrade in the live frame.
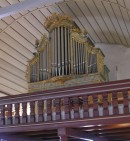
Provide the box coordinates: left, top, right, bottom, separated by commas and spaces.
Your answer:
0, 79, 130, 128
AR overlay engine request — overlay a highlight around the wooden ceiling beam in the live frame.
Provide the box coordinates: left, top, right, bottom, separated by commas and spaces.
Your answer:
0, 0, 63, 19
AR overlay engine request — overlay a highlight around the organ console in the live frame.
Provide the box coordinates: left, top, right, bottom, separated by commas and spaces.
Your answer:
26, 13, 109, 92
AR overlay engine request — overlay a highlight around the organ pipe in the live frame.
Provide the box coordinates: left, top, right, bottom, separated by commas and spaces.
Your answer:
61, 26, 64, 75
58, 27, 61, 76
51, 30, 55, 77
54, 28, 57, 76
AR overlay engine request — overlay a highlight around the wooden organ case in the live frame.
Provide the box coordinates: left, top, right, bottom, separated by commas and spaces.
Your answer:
26, 13, 109, 92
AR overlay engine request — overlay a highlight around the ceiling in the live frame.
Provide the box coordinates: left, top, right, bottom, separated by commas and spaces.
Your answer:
1, 0, 130, 96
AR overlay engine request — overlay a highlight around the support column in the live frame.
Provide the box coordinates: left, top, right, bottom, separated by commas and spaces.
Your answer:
58, 128, 68, 141
59, 135, 68, 141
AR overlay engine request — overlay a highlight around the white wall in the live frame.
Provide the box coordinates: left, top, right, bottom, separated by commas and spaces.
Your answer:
95, 43, 130, 81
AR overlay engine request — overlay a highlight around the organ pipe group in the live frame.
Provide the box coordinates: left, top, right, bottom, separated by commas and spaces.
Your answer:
26, 13, 109, 83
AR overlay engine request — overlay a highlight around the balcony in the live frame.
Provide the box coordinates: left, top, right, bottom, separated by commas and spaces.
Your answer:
0, 79, 130, 141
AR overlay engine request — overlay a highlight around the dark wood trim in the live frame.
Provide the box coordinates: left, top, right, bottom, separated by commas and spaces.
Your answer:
0, 114, 130, 133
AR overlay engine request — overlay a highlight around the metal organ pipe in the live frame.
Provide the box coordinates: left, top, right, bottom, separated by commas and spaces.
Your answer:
54, 28, 57, 76
78, 43, 81, 74
80, 43, 82, 74
64, 27, 67, 75
72, 38, 76, 75
61, 26, 64, 75
58, 27, 61, 76
43, 50, 45, 80
51, 30, 55, 77
47, 43, 49, 79
39, 52, 42, 81
82, 44, 86, 74
67, 29, 70, 75
75, 41, 78, 75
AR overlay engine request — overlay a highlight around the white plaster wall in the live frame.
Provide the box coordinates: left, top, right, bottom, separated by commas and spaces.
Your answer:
95, 43, 130, 81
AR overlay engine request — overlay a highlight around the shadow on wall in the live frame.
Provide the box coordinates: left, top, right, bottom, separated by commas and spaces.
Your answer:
95, 43, 130, 81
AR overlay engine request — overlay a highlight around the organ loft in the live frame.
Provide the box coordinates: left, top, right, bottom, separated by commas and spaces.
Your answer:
26, 13, 109, 92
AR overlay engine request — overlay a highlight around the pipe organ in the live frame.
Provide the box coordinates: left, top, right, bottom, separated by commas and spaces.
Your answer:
26, 13, 109, 92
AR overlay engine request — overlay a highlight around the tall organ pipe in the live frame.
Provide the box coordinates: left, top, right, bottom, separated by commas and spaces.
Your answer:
61, 27, 64, 75
51, 30, 55, 77
67, 29, 70, 74
43, 51, 45, 80
80, 43, 83, 74
58, 27, 61, 76
54, 28, 57, 76
72, 38, 76, 74
82, 44, 85, 74
47, 44, 49, 79
78, 43, 81, 74
64, 28, 67, 75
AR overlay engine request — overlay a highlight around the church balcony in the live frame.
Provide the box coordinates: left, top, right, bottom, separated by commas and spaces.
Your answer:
0, 79, 130, 140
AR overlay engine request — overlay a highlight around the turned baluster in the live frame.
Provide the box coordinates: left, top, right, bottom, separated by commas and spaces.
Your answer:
69, 98, 74, 119
60, 98, 65, 120
107, 93, 113, 115
35, 101, 39, 122
78, 97, 84, 118
117, 92, 124, 114
12, 104, 16, 124
51, 99, 56, 121
98, 94, 103, 116
19, 103, 23, 124
88, 96, 94, 117
128, 91, 130, 113
0, 105, 2, 125
27, 102, 31, 123
4, 105, 8, 125
43, 100, 47, 121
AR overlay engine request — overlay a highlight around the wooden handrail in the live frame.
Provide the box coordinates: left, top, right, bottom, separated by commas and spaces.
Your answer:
0, 79, 130, 104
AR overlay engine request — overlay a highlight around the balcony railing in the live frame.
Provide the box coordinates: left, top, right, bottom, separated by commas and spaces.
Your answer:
0, 79, 130, 132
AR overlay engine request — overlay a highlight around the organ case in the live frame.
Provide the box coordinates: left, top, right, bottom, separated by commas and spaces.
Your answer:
26, 13, 109, 92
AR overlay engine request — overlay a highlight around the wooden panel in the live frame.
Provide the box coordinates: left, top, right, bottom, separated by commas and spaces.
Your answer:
47, 5, 61, 13
117, 0, 125, 7
84, 0, 108, 42
0, 68, 27, 89
2, 16, 14, 24
11, 22, 36, 45
74, 0, 101, 42
18, 17, 42, 39
0, 77, 27, 93
0, 92, 7, 97
5, 27, 36, 53
0, 0, 10, 7
57, 2, 84, 30
32, 10, 47, 24
93, 0, 119, 43
120, 7, 130, 44
111, 3, 129, 45
7, 0, 19, 4
0, 20, 7, 30
25, 13, 48, 34
0, 84, 20, 95
103, 1, 126, 45
0, 59, 25, 80
40, 7, 52, 17
124, 0, 130, 11
0, 32, 33, 59
0, 40, 28, 65
0, 50, 26, 72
